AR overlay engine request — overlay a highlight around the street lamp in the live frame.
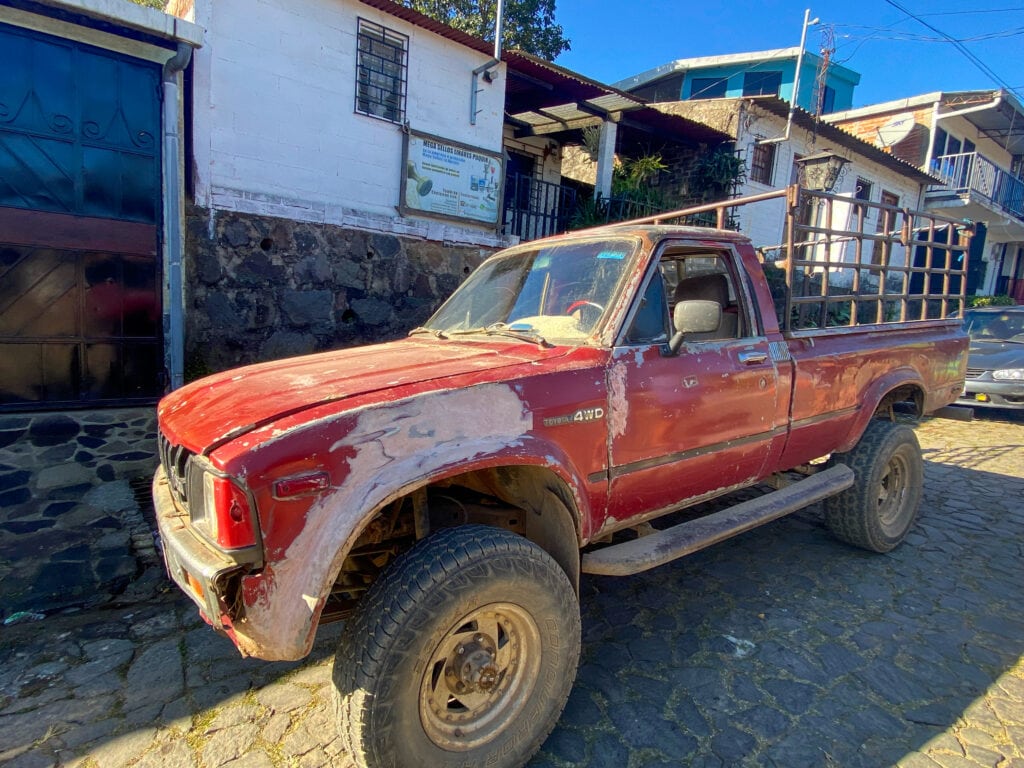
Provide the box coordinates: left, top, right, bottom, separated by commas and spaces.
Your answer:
795, 149, 850, 192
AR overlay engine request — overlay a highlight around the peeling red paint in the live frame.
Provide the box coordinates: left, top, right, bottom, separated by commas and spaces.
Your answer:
155, 220, 968, 661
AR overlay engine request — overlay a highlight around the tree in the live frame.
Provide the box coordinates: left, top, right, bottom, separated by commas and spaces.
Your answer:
403, 0, 570, 60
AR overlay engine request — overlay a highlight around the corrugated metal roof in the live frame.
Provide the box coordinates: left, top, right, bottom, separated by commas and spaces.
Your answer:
352, 4, 731, 146
661, 97, 940, 185
751, 97, 942, 184
357, 0, 494, 54
502, 52, 730, 144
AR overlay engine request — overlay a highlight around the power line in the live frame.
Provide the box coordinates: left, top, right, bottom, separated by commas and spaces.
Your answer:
913, 6, 1024, 16
882, 0, 1020, 96
832, 23, 1024, 43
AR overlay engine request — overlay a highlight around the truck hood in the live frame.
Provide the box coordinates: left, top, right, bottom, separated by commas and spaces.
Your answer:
159, 338, 568, 454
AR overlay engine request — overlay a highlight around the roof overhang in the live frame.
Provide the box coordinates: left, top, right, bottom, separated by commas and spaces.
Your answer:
11, 0, 203, 48
615, 47, 860, 92
504, 51, 731, 145
827, 90, 1024, 156
940, 91, 1024, 156
663, 96, 941, 185
358, 0, 493, 55
753, 97, 940, 184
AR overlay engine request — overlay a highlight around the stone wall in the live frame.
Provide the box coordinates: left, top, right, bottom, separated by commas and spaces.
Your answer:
0, 409, 159, 620
184, 206, 498, 376
560, 142, 705, 211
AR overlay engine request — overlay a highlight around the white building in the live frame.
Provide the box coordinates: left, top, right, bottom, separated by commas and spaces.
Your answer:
654, 97, 939, 260
167, 0, 516, 371
827, 90, 1024, 300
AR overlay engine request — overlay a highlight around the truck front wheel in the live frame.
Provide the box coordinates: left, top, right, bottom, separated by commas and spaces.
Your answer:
333, 524, 581, 768
824, 420, 923, 553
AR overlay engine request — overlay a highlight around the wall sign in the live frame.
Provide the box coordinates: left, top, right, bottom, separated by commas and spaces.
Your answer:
400, 129, 504, 228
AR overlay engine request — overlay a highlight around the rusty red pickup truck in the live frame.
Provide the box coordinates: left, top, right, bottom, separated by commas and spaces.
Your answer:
154, 186, 972, 768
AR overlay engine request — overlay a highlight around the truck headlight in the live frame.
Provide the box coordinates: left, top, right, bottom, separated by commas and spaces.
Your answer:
992, 369, 1024, 381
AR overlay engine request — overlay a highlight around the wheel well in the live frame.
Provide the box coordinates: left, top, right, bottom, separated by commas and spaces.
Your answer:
321, 466, 582, 624
874, 384, 924, 420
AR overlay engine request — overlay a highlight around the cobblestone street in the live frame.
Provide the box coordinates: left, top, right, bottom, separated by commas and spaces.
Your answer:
1, 412, 1022, 768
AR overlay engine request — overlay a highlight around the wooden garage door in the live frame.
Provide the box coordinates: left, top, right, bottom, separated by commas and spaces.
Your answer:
0, 22, 162, 409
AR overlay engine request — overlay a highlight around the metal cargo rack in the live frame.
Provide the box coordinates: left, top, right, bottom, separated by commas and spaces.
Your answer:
604, 184, 974, 334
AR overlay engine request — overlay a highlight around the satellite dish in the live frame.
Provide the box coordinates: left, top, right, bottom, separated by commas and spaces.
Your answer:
876, 112, 916, 148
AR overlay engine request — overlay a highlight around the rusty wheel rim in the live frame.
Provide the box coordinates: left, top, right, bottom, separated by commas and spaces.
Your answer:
877, 450, 910, 532
419, 602, 541, 751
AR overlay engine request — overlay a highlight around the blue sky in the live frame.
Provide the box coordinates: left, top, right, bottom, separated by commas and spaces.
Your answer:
553, 1, 1024, 108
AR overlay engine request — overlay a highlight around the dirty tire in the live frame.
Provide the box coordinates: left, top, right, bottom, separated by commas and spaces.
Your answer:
333, 525, 581, 768
825, 420, 923, 553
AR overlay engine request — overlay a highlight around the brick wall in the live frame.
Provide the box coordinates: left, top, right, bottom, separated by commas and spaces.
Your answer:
830, 106, 934, 167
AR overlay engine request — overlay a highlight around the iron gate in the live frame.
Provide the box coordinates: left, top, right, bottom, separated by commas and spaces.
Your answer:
0, 22, 162, 408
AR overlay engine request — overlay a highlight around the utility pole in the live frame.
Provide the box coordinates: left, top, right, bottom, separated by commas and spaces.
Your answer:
759, 8, 818, 145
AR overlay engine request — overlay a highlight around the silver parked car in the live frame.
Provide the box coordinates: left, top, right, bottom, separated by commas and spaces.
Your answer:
957, 306, 1024, 410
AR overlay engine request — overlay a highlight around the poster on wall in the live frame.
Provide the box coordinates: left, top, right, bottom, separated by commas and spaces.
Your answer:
400, 130, 504, 229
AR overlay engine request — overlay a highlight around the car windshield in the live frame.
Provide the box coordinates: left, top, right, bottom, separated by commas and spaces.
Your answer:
963, 310, 1024, 343
419, 238, 638, 343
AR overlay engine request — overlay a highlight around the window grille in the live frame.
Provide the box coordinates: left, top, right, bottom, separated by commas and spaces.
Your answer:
356, 19, 408, 123
750, 143, 776, 185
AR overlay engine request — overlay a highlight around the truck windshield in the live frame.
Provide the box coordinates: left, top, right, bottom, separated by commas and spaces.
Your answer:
420, 239, 638, 343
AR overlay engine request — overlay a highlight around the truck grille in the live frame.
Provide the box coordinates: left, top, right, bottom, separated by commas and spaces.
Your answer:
964, 368, 985, 380
158, 432, 196, 512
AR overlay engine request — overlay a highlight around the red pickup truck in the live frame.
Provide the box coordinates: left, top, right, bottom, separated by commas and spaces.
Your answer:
154, 186, 971, 768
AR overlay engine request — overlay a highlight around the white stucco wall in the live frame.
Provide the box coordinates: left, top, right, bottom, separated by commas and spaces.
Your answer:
190, 0, 508, 245
936, 114, 1016, 172
735, 105, 926, 269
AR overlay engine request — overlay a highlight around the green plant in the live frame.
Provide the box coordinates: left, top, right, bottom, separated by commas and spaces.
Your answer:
581, 126, 601, 161
568, 193, 607, 229
615, 155, 668, 191
568, 154, 671, 230
968, 294, 1016, 307
690, 147, 746, 202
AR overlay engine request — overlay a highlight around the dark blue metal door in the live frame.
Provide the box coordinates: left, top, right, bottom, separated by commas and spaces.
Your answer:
0, 22, 162, 408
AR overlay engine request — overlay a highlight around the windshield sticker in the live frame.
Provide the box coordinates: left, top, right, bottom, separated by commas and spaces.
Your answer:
597, 251, 627, 260
543, 407, 606, 427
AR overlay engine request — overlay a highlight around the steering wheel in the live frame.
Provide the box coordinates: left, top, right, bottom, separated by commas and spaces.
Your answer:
565, 300, 604, 315
565, 300, 605, 328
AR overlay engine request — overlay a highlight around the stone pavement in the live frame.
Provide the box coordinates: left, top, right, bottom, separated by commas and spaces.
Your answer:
1, 412, 1022, 768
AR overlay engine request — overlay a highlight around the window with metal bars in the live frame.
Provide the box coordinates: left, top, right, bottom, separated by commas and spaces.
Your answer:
355, 19, 408, 124
750, 143, 775, 185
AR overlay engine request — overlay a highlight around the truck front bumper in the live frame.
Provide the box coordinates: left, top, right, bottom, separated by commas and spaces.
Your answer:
153, 466, 246, 629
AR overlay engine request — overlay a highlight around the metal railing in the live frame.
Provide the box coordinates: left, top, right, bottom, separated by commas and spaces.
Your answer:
928, 152, 1024, 220
588, 185, 974, 334
503, 174, 577, 241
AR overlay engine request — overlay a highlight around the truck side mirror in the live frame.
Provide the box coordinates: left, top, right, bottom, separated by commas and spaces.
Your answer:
667, 300, 722, 355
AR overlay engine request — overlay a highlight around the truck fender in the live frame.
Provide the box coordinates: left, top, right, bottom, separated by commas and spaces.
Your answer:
237, 424, 591, 661
836, 367, 924, 454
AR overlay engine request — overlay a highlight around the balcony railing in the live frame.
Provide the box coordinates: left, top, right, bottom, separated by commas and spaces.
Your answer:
928, 152, 1024, 220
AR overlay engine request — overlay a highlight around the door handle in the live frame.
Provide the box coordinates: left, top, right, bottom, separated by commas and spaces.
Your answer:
738, 351, 768, 365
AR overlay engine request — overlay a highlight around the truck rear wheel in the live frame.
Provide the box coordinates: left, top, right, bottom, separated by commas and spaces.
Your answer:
824, 420, 923, 553
333, 524, 580, 768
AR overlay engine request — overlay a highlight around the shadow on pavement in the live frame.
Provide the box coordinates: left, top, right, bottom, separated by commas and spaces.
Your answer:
531, 451, 1024, 767
1, 448, 1021, 767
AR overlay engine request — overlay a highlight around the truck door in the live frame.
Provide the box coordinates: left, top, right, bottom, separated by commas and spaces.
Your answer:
604, 245, 786, 526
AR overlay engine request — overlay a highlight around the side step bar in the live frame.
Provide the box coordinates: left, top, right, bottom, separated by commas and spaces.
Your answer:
581, 464, 854, 577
